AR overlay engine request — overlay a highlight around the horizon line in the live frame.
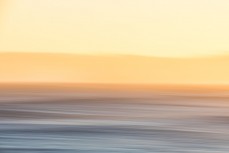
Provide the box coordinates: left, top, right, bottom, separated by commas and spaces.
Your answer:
0, 82, 229, 92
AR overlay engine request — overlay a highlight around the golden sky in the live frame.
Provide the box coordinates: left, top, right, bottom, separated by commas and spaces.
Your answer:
0, 1, 229, 84
0, 53, 229, 84
0, 0, 229, 57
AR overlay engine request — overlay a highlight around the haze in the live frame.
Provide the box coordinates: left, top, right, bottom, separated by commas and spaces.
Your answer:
0, 1, 229, 84
0, 0, 229, 57
0, 53, 228, 84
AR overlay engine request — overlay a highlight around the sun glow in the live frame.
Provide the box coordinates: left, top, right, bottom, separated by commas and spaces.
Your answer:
0, 0, 229, 57
0, 0, 229, 84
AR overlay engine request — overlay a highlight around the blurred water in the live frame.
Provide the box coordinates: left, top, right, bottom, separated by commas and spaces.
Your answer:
0, 90, 229, 153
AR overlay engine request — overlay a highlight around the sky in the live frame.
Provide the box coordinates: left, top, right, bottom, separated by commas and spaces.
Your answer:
0, 0, 229, 84
0, 0, 229, 57
1, 53, 229, 84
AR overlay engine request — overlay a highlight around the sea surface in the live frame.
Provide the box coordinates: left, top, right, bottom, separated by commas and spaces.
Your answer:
0, 88, 229, 153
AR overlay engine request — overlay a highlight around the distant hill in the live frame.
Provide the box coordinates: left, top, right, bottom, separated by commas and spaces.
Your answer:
0, 53, 229, 84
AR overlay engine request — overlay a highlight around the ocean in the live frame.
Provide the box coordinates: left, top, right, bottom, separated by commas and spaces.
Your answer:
0, 87, 229, 153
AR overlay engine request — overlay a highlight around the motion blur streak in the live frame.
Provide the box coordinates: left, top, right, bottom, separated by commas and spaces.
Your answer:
0, 85, 229, 153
